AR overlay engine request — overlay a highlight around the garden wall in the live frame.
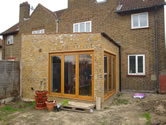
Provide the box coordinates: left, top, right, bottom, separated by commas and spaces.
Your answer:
0, 61, 20, 99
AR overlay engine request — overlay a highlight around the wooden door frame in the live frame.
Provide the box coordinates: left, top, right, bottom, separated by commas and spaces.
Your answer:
104, 51, 116, 100
48, 50, 94, 101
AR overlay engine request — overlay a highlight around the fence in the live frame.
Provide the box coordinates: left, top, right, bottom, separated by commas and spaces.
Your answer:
0, 61, 20, 99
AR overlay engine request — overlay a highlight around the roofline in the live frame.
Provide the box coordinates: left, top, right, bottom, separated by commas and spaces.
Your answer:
0, 31, 19, 36
101, 32, 120, 48
116, 3, 165, 13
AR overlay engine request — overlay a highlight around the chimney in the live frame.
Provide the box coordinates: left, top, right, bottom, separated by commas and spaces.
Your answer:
19, 2, 30, 22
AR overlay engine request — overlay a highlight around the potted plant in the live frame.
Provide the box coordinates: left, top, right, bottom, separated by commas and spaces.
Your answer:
35, 78, 48, 97
45, 100, 56, 111
35, 78, 48, 110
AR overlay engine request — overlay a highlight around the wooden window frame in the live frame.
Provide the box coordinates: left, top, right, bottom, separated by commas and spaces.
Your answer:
104, 51, 116, 100
128, 54, 145, 75
49, 50, 94, 101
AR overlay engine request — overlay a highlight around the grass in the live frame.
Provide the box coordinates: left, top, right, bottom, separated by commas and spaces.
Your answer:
112, 98, 129, 105
0, 101, 36, 123
143, 112, 151, 125
104, 107, 109, 110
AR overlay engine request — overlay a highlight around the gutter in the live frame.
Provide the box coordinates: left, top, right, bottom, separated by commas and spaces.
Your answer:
116, 4, 165, 14
154, 6, 160, 93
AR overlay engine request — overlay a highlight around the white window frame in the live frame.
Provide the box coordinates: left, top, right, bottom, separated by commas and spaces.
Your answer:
131, 12, 149, 29
73, 21, 92, 33
7, 35, 14, 45
128, 54, 145, 75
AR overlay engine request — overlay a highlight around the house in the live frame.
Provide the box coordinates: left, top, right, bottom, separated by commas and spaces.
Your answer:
0, 39, 2, 60
0, 0, 166, 102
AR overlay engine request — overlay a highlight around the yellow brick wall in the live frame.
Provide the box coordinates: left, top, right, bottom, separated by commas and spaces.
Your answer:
21, 33, 119, 102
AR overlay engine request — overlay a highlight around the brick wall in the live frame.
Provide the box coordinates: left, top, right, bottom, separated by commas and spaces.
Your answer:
21, 33, 119, 101
58, 0, 165, 91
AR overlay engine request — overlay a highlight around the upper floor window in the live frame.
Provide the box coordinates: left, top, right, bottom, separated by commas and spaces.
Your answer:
7, 35, 14, 45
73, 21, 92, 33
32, 29, 45, 34
128, 54, 145, 75
96, 0, 107, 3
131, 12, 149, 29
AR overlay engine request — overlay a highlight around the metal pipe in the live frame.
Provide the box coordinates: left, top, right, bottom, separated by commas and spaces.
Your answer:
154, 6, 160, 93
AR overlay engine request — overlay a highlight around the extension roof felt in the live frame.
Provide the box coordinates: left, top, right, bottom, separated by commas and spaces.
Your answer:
116, 0, 165, 13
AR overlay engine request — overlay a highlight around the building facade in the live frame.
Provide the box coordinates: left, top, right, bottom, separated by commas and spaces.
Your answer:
0, 0, 166, 97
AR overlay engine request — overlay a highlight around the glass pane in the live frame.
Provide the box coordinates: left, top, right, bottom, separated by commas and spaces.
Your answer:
140, 13, 148, 27
51, 56, 61, 93
112, 57, 115, 90
138, 56, 143, 73
129, 56, 136, 73
104, 56, 107, 94
74, 24, 78, 32
64, 55, 76, 94
79, 54, 92, 96
80, 22, 85, 32
133, 15, 139, 27
109, 56, 112, 92
86, 22, 91, 32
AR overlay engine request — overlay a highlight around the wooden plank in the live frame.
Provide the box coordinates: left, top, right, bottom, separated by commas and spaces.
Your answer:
61, 101, 95, 112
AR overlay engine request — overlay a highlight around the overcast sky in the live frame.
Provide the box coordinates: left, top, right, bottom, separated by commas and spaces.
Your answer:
0, 0, 166, 41
0, 0, 68, 38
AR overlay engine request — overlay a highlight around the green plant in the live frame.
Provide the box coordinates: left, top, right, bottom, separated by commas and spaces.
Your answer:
29, 101, 36, 108
61, 99, 69, 106
143, 112, 151, 125
112, 98, 129, 105
104, 107, 109, 110
116, 93, 123, 98
0, 106, 17, 112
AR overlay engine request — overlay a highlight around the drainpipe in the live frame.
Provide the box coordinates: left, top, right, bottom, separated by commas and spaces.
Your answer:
56, 19, 59, 33
154, 6, 159, 93
2, 36, 5, 60
119, 46, 121, 91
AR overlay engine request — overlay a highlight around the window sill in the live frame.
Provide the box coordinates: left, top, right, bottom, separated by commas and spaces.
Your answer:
127, 75, 146, 77
6, 44, 14, 46
131, 26, 149, 30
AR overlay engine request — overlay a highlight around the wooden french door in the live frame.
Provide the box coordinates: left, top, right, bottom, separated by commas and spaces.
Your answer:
104, 52, 116, 99
49, 51, 94, 100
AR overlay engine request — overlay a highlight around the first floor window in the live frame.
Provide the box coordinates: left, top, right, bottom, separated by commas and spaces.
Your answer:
128, 54, 145, 75
7, 35, 14, 45
131, 12, 149, 29
73, 21, 92, 33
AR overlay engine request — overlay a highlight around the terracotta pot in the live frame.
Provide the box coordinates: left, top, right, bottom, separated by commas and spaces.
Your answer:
45, 101, 56, 111
35, 91, 48, 98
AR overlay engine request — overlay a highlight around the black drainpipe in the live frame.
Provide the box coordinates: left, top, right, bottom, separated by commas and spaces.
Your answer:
154, 6, 159, 93
119, 46, 121, 91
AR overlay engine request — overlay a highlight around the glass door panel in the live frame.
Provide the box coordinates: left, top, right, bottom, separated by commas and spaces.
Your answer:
104, 56, 108, 94
109, 56, 112, 92
51, 56, 61, 93
64, 55, 76, 94
79, 54, 92, 96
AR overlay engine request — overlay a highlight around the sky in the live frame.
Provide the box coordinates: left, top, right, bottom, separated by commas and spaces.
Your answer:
0, 0, 165, 42
0, 0, 68, 38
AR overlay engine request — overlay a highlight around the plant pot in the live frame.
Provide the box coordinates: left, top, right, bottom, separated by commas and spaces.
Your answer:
35, 91, 48, 98
45, 101, 56, 111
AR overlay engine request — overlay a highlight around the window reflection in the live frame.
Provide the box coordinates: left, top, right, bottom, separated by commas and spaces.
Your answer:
64, 55, 76, 94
